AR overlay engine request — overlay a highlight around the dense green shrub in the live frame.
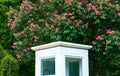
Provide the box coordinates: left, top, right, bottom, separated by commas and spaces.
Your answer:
0, 45, 19, 76
0, 46, 7, 62
0, 55, 19, 76
0, 0, 22, 50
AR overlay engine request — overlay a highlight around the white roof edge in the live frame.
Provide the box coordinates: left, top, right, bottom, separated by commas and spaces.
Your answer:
31, 41, 93, 51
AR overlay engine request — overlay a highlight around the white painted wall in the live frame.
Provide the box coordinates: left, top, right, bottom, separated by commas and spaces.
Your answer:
31, 41, 92, 76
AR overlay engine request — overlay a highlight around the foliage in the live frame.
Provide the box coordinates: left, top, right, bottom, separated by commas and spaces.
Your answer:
0, 2, 10, 49
0, 0, 35, 76
0, 0, 22, 51
0, 55, 19, 76
0, 45, 19, 76
19, 60, 35, 76
0, 46, 7, 63
7, 0, 120, 76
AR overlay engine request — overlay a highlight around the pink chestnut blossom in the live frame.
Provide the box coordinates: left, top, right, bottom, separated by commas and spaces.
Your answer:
34, 39, 38, 42
87, 3, 92, 8
100, 3, 103, 10
23, 0, 28, 4
51, 25, 54, 28
10, 6, 13, 11
12, 45, 16, 49
50, 18, 55, 22
87, 7, 91, 13
13, 42, 17, 45
20, 4, 24, 11
86, 22, 89, 27
111, 20, 116, 22
45, 23, 49, 28
68, 19, 71, 24
69, 13, 73, 16
118, 12, 120, 17
30, 23, 36, 28
27, 47, 31, 51
14, 15, 17, 19
78, 2, 82, 5
77, 5, 81, 9
98, 28, 101, 32
9, 6, 14, 14
28, 20, 31, 23
39, 19, 45, 22
64, 0, 68, 3
82, 25, 84, 29
71, 16, 75, 19
30, 27, 35, 32
65, 0, 73, 4
13, 33, 20, 37
103, 51, 107, 55
76, 22, 80, 27
55, 28, 60, 33
16, 54, 21, 59
29, 5, 33, 10
106, 29, 115, 35
53, 13, 57, 16
7, 23, 11, 27
106, 40, 109, 44
37, 27, 40, 30
11, 26, 15, 29
116, 4, 119, 11
24, 49, 28, 52
92, 5, 97, 11
21, 31, 25, 35
61, 16, 66, 20
49, 0, 53, 3
11, 23, 15, 29
34, 35, 39, 40
76, 20, 82, 28
97, 0, 100, 2
92, 41, 96, 45
25, 10, 28, 14
108, 3, 112, 7
40, 0, 44, 3
8, 19, 12, 22
26, 7, 29, 11
29, 18, 34, 22
95, 10, 99, 15
54, 13, 60, 19
64, 13, 67, 16
105, 0, 110, 2
115, 1, 118, 3
106, 45, 108, 48
96, 35, 104, 41
13, 34, 17, 37
58, 4, 62, 8
56, 15, 60, 19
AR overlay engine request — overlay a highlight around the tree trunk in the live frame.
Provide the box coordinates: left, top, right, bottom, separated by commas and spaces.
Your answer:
93, 61, 99, 76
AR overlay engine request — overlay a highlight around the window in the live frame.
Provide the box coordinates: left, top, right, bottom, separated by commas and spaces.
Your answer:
41, 58, 55, 76
66, 57, 82, 76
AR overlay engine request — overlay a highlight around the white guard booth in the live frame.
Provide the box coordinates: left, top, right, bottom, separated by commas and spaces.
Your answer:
31, 41, 92, 76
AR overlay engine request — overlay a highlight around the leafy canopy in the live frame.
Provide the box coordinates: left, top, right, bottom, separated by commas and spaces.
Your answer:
7, 0, 120, 75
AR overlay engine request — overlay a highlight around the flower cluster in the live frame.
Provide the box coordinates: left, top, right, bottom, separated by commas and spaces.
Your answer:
106, 29, 115, 35
96, 35, 104, 41
7, 0, 119, 60
115, 0, 120, 17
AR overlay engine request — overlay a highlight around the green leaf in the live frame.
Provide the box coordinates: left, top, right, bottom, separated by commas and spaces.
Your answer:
100, 16, 106, 19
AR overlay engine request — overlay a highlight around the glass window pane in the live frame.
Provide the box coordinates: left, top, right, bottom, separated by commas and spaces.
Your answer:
69, 62, 79, 76
41, 58, 55, 76
66, 57, 81, 76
